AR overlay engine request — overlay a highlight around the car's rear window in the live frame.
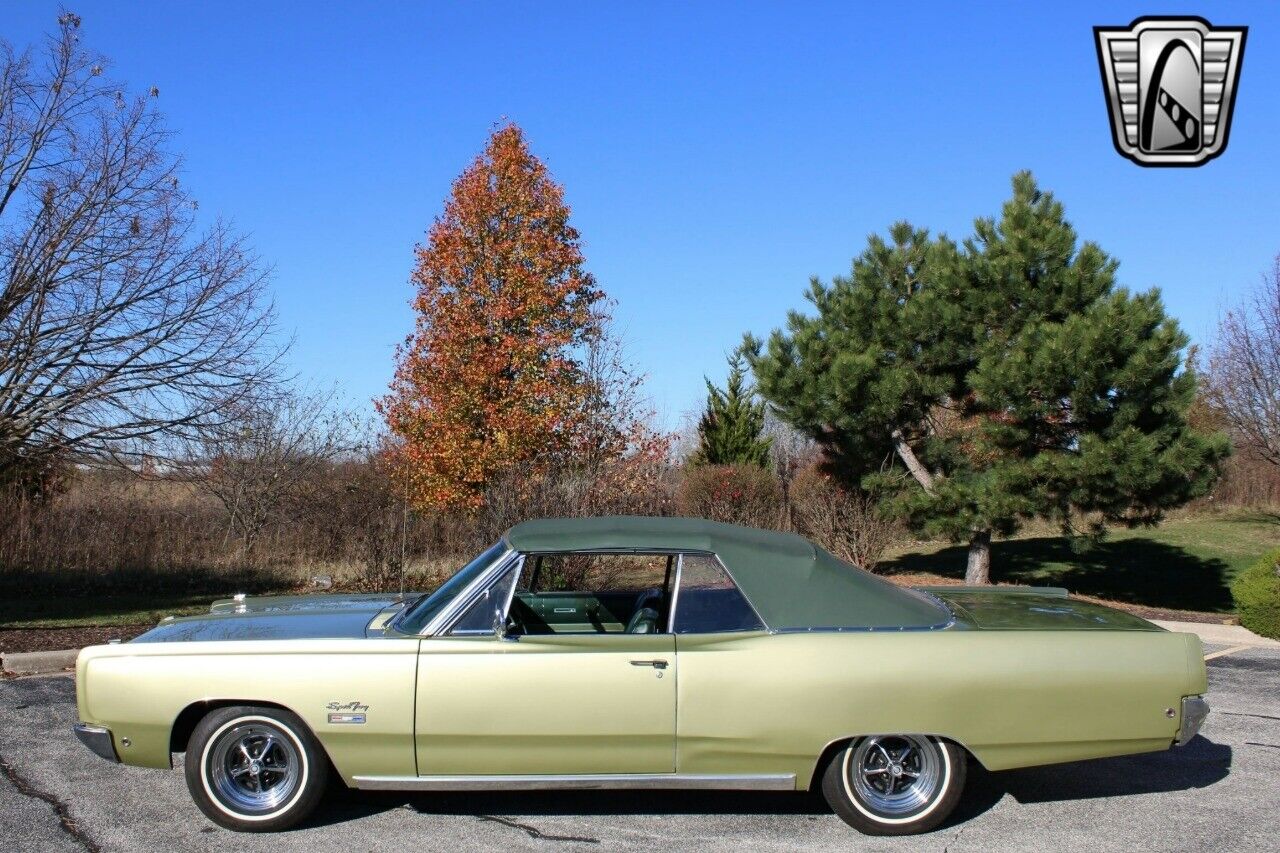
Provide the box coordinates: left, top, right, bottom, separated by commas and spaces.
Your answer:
673, 553, 766, 634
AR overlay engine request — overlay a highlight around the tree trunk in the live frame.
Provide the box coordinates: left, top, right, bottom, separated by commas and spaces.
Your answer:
965, 530, 992, 584
891, 428, 936, 495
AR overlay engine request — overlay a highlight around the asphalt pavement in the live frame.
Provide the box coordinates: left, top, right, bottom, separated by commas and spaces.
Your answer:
1, 646, 1277, 852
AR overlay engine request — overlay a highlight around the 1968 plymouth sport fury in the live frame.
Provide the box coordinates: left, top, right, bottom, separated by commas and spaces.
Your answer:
73, 516, 1210, 835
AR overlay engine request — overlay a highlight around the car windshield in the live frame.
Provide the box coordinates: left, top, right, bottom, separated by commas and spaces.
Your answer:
394, 541, 508, 634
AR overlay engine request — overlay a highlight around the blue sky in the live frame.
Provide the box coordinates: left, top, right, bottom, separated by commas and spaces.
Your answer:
5, 2, 1278, 429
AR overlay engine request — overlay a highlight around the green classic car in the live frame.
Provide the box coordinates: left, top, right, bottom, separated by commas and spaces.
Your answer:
73, 516, 1209, 835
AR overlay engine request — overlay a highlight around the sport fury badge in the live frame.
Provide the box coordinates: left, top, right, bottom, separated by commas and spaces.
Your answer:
1094, 17, 1247, 166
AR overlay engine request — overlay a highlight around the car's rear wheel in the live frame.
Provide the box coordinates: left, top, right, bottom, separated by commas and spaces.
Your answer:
185, 705, 326, 831
821, 734, 965, 835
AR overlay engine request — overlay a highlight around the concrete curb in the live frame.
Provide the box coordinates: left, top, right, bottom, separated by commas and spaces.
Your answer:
1152, 619, 1280, 648
1, 648, 78, 676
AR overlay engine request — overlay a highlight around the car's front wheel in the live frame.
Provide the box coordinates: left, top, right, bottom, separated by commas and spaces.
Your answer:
821, 734, 965, 835
185, 705, 327, 831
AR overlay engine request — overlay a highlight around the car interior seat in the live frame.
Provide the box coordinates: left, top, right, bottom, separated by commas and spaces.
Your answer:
625, 607, 660, 633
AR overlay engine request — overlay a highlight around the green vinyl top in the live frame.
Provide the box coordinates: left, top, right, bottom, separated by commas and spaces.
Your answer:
504, 516, 950, 631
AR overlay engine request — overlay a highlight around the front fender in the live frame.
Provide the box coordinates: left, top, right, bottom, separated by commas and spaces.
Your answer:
75, 639, 420, 780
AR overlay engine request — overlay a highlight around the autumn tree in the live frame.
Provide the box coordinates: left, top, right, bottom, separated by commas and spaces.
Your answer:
749, 173, 1227, 583
379, 124, 603, 510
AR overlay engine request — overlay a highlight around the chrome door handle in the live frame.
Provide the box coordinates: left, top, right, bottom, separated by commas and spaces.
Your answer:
630, 659, 668, 669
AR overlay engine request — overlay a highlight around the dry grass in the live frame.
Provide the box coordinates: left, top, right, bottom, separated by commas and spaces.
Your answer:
0, 468, 459, 597
5, 462, 1278, 627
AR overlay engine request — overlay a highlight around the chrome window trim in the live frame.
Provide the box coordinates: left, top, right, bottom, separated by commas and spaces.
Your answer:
498, 557, 522, 628
352, 772, 796, 791
772, 622, 955, 633
520, 547, 689, 556
418, 548, 518, 637
666, 553, 684, 633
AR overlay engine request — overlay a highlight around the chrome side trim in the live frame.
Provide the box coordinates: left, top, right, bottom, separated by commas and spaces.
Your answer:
1176, 695, 1210, 745
773, 621, 955, 634
72, 723, 119, 763
352, 773, 796, 791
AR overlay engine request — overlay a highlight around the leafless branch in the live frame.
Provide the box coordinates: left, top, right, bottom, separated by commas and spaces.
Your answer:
0, 15, 283, 483
1206, 255, 1280, 468
180, 386, 364, 547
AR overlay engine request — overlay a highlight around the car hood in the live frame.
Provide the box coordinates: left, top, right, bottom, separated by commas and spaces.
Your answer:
921, 586, 1162, 631
130, 592, 422, 643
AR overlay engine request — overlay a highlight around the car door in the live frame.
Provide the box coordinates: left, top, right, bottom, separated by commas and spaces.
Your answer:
414, 554, 677, 776
669, 553, 774, 775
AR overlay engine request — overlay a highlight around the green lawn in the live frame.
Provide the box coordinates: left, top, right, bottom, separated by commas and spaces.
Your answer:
881, 511, 1280, 613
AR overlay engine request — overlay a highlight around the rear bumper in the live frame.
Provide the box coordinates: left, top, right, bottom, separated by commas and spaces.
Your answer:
1175, 695, 1210, 746
72, 723, 119, 763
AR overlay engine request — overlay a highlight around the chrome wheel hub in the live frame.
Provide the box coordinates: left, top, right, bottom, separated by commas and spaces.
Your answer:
207, 721, 301, 815
847, 735, 942, 817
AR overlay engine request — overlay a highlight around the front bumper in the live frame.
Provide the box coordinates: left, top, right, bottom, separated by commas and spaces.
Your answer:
72, 723, 119, 763
1175, 695, 1210, 746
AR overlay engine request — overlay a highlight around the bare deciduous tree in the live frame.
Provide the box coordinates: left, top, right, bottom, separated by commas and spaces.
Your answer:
0, 14, 281, 485
1207, 256, 1280, 469
186, 387, 360, 548
789, 466, 896, 571
763, 407, 815, 508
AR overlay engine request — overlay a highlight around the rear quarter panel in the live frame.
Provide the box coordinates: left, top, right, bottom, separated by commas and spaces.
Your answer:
675, 628, 1203, 784
76, 639, 420, 780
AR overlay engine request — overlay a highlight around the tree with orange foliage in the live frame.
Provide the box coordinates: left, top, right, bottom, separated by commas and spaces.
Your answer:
379, 124, 603, 510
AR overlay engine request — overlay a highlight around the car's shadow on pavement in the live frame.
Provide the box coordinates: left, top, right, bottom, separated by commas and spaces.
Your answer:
308, 786, 831, 832
302, 737, 1232, 833
948, 735, 1232, 827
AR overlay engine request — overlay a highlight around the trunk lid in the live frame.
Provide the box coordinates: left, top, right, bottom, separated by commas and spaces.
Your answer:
922, 586, 1161, 631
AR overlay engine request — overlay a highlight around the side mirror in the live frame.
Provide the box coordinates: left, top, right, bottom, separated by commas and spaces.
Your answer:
493, 605, 509, 640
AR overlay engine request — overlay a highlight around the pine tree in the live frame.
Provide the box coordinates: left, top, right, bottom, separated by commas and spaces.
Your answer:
693, 352, 773, 466
378, 123, 602, 510
748, 172, 1228, 583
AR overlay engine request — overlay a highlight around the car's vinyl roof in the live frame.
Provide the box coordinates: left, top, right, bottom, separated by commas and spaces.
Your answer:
504, 516, 949, 630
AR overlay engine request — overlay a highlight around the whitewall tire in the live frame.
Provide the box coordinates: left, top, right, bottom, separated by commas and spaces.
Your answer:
821, 734, 966, 835
184, 705, 327, 831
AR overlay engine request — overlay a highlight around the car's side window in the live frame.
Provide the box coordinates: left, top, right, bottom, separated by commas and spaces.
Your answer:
672, 553, 766, 634
528, 553, 668, 595
514, 552, 673, 635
